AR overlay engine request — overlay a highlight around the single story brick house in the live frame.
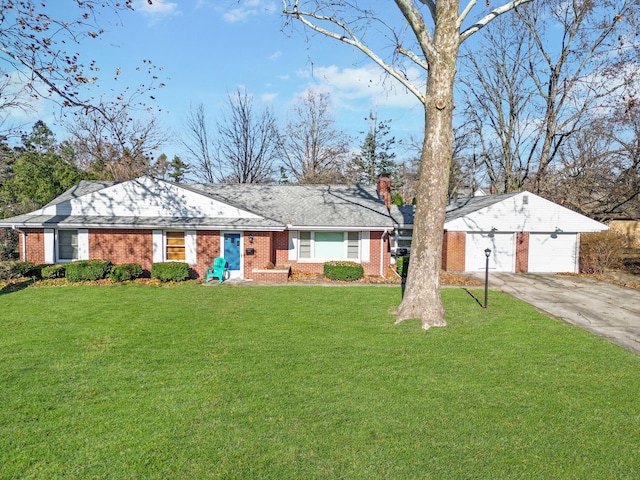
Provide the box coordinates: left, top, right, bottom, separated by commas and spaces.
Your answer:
0, 176, 395, 281
0, 176, 608, 279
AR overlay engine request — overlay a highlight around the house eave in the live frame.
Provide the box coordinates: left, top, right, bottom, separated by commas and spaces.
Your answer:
286, 224, 391, 231
0, 220, 286, 232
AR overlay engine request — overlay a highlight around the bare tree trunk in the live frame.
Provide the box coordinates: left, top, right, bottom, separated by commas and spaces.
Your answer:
395, 3, 458, 329
282, 0, 533, 328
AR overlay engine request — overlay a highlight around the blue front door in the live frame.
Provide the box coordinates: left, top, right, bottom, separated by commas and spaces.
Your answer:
223, 233, 241, 274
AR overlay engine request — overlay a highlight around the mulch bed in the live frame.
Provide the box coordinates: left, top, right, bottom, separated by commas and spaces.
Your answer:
4, 271, 637, 290
287, 268, 484, 286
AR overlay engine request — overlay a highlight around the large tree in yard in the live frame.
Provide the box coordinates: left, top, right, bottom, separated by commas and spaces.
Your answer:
282, 0, 532, 328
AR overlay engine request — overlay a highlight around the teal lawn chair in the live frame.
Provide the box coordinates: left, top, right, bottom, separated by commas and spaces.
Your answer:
206, 257, 228, 283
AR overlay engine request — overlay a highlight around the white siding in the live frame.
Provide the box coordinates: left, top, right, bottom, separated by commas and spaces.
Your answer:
185, 231, 197, 264
445, 192, 607, 233
361, 231, 370, 262
41, 176, 262, 220
152, 230, 164, 262
77, 229, 89, 260
288, 231, 297, 261
44, 229, 54, 264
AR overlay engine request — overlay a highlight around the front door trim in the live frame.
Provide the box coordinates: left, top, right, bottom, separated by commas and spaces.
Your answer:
221, 231, 243, 279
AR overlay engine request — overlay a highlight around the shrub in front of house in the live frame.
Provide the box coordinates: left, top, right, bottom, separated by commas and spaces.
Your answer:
323, 261, 364, 281
41, 264, 66, 279
151, 262, 190, 282
0, 261, 42, 280
65, 260, 113, 282
580, 231, 627, 274
396, 255, 409, 278
109, 263, 144, 282
0, 228, 18, 261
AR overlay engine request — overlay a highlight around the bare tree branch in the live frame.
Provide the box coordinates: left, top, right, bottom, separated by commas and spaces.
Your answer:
460, 0, 533, 42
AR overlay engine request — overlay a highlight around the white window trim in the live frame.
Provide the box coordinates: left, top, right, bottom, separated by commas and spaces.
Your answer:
53, 228, 88, 263
220, 231, 244, 279
44, 229, 54, 264
293, 231, 365, 262
152, 230, 197, 264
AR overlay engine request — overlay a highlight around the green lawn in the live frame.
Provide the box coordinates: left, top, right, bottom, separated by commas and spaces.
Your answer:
1, 283, 639, 479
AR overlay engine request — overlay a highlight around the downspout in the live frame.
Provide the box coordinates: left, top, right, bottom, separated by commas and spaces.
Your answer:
380, 229, 389, 278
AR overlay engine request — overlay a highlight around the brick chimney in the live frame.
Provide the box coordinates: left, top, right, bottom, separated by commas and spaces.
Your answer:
377, 174, 392, 209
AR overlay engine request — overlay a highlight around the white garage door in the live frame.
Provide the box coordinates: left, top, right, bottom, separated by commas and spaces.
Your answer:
528, 233, 578, 273
465, 232, 515, 272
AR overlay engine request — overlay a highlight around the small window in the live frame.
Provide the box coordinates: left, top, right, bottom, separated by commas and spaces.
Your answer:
299, 231, 311, 259
58, 229, 78, 261
347, 232, 359, 259
166, 231, 185, 261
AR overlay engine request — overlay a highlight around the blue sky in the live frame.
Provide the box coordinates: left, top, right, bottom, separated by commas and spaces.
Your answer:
14, 0, 427, 161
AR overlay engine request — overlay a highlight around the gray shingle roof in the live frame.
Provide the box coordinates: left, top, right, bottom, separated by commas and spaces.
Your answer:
0, 179, 395, 230
187, 183, 393, 228
445, 193, 519, 221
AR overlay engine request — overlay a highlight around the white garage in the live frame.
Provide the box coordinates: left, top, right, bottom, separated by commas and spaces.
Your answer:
465, 232, 515, 272
442, 192, 608, 273
528, 232, 578, 273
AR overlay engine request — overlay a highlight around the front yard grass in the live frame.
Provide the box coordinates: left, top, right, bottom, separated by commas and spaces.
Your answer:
1, 284, 639, 479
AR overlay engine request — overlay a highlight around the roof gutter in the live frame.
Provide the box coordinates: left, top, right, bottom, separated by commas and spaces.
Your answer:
1, 222, 286, 232
287, 224, 392, 231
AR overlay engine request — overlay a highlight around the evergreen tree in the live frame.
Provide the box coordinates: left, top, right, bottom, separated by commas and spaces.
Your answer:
3, 122, 83, 215
168, 156, 190, 183
348, 114, 396, 185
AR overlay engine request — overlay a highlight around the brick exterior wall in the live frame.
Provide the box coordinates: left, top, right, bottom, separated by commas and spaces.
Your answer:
272, 230, 391, 278
243, 231, 275, 281
16, 227, 395, 281
442, 231, 466, 272
515, 232, 529, 273
21, 229, 45, 264
90, 230, 154, 272
194, 230, 221, 279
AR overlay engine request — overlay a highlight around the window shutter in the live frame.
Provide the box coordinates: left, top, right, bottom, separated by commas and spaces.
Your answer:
361, 231, 370, 262
152, 230, 164, 262
44, 229, 54, 264
185, 231, 197, 264
288, 231, 297, 261
77, 229, 89, 260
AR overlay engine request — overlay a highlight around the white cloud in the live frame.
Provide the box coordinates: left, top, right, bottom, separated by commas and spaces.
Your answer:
134, 0, 179, 20
261, 92, 278, 103
298, 64, 424, 111
222, 1, 277, 24
269, 51, 283, 61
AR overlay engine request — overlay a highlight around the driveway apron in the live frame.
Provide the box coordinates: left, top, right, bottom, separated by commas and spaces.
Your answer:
485, 273, 640, 355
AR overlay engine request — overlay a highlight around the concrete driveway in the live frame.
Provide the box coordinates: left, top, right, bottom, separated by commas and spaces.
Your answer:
485, 273, 640, 355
